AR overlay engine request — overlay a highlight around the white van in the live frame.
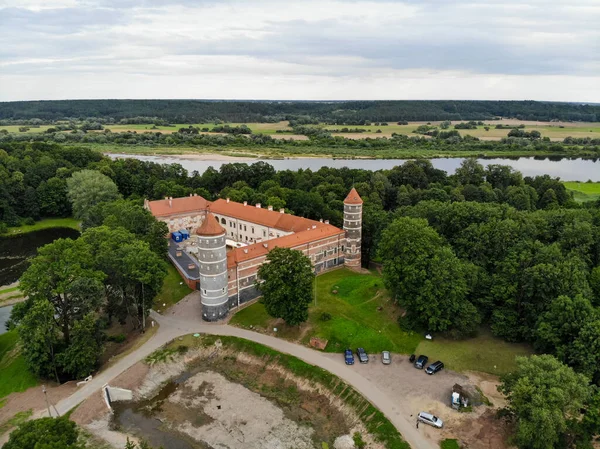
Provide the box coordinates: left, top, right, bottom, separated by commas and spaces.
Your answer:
417, 412, 443, 428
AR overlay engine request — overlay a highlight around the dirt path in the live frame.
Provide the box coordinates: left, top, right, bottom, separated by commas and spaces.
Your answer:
44, 310, 436, 449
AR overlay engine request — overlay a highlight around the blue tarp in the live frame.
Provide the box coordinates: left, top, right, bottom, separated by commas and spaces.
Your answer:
179, 229, 190, 239
171, 231, 183, 242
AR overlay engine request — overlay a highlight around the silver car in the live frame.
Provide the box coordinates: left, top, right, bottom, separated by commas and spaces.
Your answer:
417, 411, 443, 428
381, 351, 391, 365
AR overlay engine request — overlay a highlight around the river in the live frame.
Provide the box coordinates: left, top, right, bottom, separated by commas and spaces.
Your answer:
0, 227, 80, 286
107, 154, 600, 181
0, 305, 12, 335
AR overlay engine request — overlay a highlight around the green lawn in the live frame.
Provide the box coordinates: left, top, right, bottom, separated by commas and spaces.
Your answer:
155, 265, 193, 310
564, 181, 600, 202
231, 268, 532, 375
0, 287, 19, 295
415, 330, 532, 376
6, 217, 80, 235
231, 269, 422, 354
0, 331, 38, 399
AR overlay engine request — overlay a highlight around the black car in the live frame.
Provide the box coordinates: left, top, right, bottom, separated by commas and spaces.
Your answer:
414, 355, 428, 369
425, 361, 444, 375
356, 348, 369, 364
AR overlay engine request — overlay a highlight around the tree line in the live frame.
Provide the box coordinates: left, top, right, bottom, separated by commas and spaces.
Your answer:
2, 141, 600, 446
0, 99, 598, 123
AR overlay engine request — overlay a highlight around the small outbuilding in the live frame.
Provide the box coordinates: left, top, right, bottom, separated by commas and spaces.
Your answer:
179, 229, 190, 240
171, 231, 183, 242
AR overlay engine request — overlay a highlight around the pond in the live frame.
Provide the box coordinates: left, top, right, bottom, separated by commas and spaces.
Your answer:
106, 154, 600, 181
0, 227, 80, 286
0, 305, 13, 335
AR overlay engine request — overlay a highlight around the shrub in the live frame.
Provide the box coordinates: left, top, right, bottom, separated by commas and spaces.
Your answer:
23, 217, 35, 226
353, 432, 366, 449
320, 312, 332, 322
107, 333, 126, 343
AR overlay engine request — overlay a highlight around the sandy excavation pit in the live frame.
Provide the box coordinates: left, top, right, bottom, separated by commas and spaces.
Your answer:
84, 341, 381, 449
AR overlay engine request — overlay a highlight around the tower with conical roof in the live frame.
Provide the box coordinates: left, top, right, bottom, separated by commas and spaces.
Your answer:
343, 188, 363, 269
196, 212, 229, 321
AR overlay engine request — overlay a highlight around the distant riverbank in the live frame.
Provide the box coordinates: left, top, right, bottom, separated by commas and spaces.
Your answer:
5, 217, 80, 236
107, 153, 600, 182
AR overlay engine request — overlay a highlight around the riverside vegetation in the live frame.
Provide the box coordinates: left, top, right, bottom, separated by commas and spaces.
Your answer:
1, 140, 600, 448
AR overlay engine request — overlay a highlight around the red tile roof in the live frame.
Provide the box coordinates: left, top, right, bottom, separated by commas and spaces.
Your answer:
227, 225, 344, 267
147, 195, 209, 217
196, 212, 225, 236
344, 187, 363, 204
210, 198, 322, 232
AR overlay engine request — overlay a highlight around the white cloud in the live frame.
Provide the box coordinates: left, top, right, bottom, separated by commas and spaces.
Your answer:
0, 0, 598, 101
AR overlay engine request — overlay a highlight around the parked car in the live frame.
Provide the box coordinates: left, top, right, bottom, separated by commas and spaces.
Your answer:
344, 349, 355, 365
414, 355, 428, 369
417, 411, 443, 428
356, 348, 369, 363
426, 361, 444, 375
381, 351, 391, 365
409, 354, 416, 363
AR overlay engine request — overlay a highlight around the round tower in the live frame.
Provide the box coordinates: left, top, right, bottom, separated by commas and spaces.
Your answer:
196, 212, 229, 321
343, 187, 363, 270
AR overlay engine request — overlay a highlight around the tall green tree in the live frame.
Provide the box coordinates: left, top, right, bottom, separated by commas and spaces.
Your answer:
66, 169, 121, 219
17, 300, 61, 381
257, 247, 314, 326
20, 238, 105, 345
57, 313, 102, 378
4, 417, 82, 449
499, 355, 591, 449
378, 217, 479, 336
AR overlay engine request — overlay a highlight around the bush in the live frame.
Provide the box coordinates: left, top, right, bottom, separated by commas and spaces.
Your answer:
320, 312, 332, 322
107, 333, 126, 343
22, 217, 35, 226
353, 432, 366, 449
0, 223, 7, 234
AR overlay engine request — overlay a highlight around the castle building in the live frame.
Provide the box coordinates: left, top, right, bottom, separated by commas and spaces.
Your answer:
145, 188, 363, 321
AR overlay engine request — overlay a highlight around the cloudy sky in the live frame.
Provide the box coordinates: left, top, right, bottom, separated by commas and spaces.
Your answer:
0, 0, 598, 102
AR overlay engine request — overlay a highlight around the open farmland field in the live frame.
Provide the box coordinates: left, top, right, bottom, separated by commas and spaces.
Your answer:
3, 119, 599, 141
564, 181, 600, 202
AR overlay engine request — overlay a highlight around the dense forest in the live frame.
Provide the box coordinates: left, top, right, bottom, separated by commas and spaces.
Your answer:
2, 141, 600, 446
0, 99, 598, 123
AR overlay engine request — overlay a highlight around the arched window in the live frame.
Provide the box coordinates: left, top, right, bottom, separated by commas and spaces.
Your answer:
221, 218, 226, 225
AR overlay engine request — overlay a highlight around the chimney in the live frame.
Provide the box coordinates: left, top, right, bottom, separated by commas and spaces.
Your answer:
164, 196, 168, 200
243, 201, 247, 206
243, 249, 248, 254
312, 225, 317, 229
319, 218, 323, 223
325, 220, 329, 224
169, 197, 172, 207
268, 205, 273, 211
279, 208, 285, 213
256, 203, 261, 208
189, 193, 192, 197
194, 193, 198, 196
226, 198, 230, 203
263, 243, 268, 248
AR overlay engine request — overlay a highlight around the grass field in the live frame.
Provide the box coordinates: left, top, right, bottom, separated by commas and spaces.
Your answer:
154, 265, 193, 311
230, 269, 530, 375
231, 268, 422, 354
564, 181, 600, 202
415, 330, 532, 376
4, 119, 599, 142
0, 331, 38, 399
0, 287, 19, 295
6, 217, 80, 235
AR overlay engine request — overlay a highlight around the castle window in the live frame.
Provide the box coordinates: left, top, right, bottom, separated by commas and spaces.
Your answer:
203, 289, 207, 294
222, 287, 226, 293
263, 230, 266, 237
221, 218, 226, 225
244, 225, 247, 231
251, 226, 255, 234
